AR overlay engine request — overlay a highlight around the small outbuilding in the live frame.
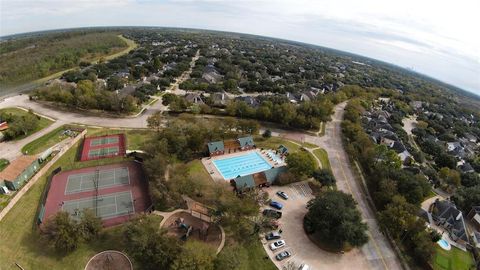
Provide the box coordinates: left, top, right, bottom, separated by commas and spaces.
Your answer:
0, 155, 40, 191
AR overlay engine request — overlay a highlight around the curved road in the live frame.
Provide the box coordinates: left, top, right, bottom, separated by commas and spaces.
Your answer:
0, 95, 402, 269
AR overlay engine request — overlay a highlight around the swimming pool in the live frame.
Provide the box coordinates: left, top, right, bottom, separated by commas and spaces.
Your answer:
213, 151, 272, 179
437, 238, 451, 250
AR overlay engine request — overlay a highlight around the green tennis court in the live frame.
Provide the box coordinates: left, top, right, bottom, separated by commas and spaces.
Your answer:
88, 146, 120, 159
65, 167, 129, 194
62, 191, 134, 219
90, 136, 119, 146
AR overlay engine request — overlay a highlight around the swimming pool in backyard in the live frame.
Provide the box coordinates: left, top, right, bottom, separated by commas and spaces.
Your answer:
437, 238, 451, 250
213, 151, 272, 179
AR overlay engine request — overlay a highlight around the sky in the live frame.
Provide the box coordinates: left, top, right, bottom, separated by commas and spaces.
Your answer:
1, 0, 479, 96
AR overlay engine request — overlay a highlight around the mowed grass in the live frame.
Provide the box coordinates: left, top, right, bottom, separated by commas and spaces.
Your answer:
0, 134, 139, 269
313, 148, 332, 171
254, 136, 302, 153
21, 125, 83, 155
433, 245, 475, 270
0, 108, 53, 141
0, 158, 9, 172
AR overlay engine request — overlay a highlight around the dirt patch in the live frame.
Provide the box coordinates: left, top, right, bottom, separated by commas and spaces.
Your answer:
85, 250, 132, 270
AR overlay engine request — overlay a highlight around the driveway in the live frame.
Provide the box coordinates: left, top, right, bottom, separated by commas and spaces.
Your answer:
261, 183, 372, 270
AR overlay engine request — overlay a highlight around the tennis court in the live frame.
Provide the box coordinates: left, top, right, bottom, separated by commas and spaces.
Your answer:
90, 136, 119, 146
88, 146, 120, 159
80, 134, 126, 161
65, 167, 130, 194
62, 191, 134, 219
41, 161, 151, 227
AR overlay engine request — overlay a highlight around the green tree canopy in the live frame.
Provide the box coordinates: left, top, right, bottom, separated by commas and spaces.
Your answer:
286, 151, 316, 177
304, 190, 368, 248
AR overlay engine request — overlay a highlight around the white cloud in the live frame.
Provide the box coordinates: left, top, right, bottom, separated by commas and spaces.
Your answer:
0, 0, 479, 94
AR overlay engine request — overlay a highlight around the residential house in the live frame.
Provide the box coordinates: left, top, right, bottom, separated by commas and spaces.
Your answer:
202, 65, 223, 84
235, 96, 259, 108
185, 93, 205, 105
211, 91, 230, 106
467, 206, 480, 231
430, 199, 468, 247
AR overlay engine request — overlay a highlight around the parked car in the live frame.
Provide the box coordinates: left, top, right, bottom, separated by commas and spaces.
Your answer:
275, 250, 292, 261
270, 201, 283, 210
269, 240, 286, 251
263, 209, 282, 219
276, 191, 289, 200
265, 231, 281, 240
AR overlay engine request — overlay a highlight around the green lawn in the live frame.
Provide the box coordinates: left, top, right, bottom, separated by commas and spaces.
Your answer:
0, 108, 53, 141
0, 158, 9, 172
243, 240, 277, 270
433, 245, 475, 270
0, 135, 139, 269
313, 148, 332, 171
21, 125, 83, 155
254, 136, 302, 153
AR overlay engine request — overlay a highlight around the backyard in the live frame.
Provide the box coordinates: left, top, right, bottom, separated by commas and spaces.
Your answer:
432, 245, 475, 270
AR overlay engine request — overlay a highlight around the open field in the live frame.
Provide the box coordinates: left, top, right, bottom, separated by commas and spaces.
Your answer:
0, 34, 137, 98
432, 245, 475, 270
254, 136, 303, 153
0, 108, 53, 140
0, 132, 151, 269
21, 125, 83, 155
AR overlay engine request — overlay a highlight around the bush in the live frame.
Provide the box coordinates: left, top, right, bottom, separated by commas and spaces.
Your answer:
312, 169, 336, 186
262, 129, 271, 138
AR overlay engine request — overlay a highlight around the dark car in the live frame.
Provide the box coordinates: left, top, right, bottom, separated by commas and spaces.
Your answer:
265, 231, 281, 241
263, 209, 282, 219
275, 250, 292, 261
270, 201, 283, 210
276, 191, 289, 200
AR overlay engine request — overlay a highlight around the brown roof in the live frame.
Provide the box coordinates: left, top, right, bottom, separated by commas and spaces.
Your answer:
223, 139, 240, 150
0, 155, 38, 181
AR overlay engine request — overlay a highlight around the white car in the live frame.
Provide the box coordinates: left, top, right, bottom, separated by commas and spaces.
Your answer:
269, 240, 286, 250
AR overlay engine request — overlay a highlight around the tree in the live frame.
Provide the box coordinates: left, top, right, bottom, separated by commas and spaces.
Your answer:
312, 169, 336, 186
147, 111, 162, 132
262, 129, 272, 138
214, 245, 249, 270
378, 196, 417, 239
304, 190, 368, 248
41, 211, 80, 253
78, 209, 102, 241
171, 241, 216, 270
453, 185, 480, 212
438, 167, 461, 188
124, 215, 182, 270
434, 153, 456, 169
286, 151, 316, 177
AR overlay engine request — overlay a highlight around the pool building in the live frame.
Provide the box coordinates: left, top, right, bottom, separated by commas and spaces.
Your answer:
204, 137, 288, 191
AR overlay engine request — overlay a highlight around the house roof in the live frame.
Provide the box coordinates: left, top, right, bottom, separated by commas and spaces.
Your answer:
207, 141, 224, 153
238, 136, 254, 148
432, 200, 468, 242
0, 155, 38, 181
264, 167, 287, 183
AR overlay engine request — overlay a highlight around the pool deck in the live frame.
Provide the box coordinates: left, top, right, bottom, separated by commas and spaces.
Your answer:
201, 149, 285, 182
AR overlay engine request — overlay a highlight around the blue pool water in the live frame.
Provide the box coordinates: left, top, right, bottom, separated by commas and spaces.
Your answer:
437, 239, 451, 250
213, 152, 272, 179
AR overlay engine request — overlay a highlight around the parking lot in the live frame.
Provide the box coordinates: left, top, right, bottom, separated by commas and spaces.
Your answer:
261, 182, 372, 270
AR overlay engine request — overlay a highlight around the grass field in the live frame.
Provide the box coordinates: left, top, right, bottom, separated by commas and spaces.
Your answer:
86, 128, 155, 150
21, 125, 83, 155
254, 136, 303, 153
432, 245, 475, 270
313, 148, 332, 171
0, 108, 53, 141
0, 133, 143, 269
0, 158, 9, 172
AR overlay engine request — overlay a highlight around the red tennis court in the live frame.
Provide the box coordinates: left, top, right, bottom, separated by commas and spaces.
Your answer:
41, 161, 151, 227
80, 134, 126, 162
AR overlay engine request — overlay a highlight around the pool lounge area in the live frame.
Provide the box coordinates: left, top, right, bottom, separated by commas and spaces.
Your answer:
212, 151, 272, 179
